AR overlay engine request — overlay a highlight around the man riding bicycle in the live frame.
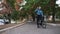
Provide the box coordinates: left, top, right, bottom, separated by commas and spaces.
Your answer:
35, 6, 44, 28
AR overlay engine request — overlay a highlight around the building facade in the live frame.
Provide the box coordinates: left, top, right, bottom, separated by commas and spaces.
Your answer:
0, 0, 7, 14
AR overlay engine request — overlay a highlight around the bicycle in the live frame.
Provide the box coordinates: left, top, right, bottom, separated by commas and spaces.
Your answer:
38, 16, 47, 28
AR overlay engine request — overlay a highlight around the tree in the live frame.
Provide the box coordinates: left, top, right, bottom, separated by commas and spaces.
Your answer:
11, 10, 20, 23
1, 0, 15, 23
22, 0, 50, 21
6, 0, 20, 23
49, 0, 56, 22
6, 0, 57, 23
6, 0, 28, 23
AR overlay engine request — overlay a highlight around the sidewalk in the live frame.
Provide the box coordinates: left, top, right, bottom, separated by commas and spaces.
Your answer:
0, 19, 27, 32
47, 23, 60, 26
0, 24, 18, 30
27, 20, 60, 26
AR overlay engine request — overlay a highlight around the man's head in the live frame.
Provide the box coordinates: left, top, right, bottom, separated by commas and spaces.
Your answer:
38, 6, 41, 9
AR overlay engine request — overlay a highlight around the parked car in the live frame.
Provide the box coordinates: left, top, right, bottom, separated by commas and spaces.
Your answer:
0, 18, 9, 24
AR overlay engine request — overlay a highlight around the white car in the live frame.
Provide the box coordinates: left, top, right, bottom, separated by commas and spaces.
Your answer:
0, 19, 9, 25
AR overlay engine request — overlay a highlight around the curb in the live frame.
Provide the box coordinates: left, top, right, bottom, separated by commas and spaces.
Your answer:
0, 20, 27, 32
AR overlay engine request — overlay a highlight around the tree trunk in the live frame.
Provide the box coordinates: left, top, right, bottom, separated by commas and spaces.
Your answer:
50, 0, 56, 22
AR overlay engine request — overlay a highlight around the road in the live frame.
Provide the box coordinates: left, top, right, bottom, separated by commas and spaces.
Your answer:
1, 21, 60, 34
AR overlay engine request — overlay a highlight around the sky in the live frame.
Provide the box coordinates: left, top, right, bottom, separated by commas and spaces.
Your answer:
56, 0, 60, 7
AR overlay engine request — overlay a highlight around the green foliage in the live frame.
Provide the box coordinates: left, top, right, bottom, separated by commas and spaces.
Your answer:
6, 0, 21, 21
23, 0, 50, 15
56, 7, 60, 16
6, 0, 28, 21
6, 0, 16, 9
40, 0, 50, 6
20, 11, 28, 18
23, 0, 41, 11
11, 10, 20, 21
6, 0, 60, 22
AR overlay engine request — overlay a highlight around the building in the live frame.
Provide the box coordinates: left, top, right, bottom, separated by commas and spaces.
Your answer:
0, 0, 7, 14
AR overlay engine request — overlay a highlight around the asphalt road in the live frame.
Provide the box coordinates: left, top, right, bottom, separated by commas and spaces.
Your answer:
1, 21, 60, 34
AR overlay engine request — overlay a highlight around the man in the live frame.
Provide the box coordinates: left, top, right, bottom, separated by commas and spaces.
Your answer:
35, 6, 44, 28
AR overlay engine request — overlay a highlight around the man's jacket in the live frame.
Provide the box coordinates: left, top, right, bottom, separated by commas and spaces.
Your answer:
35, 9, 43, 16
